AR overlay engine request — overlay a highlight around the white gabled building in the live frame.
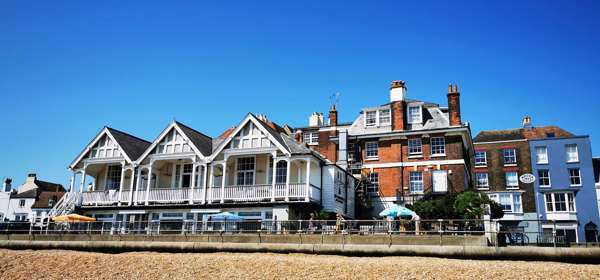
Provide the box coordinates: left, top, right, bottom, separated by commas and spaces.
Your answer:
59, 113, 355, 225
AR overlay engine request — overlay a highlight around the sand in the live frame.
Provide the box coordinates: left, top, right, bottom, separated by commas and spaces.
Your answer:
0, 249, 598, 279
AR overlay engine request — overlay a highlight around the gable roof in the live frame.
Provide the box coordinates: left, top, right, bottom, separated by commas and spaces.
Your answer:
175, 121, 213, 156
69, 127, 151, 169
137, 121, 213, 163
106, 127, 152, 161
210, 113, 292, 159
474, 126, 574, 143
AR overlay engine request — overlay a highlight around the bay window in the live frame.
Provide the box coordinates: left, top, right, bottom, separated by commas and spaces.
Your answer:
488, 193, 522, 213
545, 192, 576, 213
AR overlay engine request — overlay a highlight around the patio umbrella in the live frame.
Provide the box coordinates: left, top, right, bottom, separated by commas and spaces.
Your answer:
52, 214, 96, 222
208, 212, 244, 221
379, 205, 416, 218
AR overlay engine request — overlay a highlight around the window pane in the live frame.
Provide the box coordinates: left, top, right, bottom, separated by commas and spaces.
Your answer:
569, 169, 581, 185
409, 172, 424, 193
475, 151, 487, 165
536, 146, 548, 164
408, 106, 422, 123
367, 173, 379, 194
545, 193, 554, 212
408, 138, 422, 155
566, 144, 579, 162
538, 170, 550, 186
366, 142, 378, 158
505, 172, 518, 187
365, 111, 377, 126
503, 149, 517, 164
476, 173, 489, 187
430, 137, 445, 155
379, 109, 391, 124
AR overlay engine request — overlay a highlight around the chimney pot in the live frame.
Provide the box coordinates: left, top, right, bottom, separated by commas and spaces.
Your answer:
390, 80, 407, 102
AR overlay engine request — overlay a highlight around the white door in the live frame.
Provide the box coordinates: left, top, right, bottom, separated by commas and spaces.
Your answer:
432, 170, 448, 193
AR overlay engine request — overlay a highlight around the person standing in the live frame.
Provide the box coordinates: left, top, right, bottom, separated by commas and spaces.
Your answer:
335, 213, 345, 234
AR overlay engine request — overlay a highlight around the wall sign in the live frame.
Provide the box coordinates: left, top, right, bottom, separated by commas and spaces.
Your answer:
519, 173, 536, 184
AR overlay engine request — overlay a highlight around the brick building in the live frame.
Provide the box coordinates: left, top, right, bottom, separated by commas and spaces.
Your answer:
473, 117, 574, 234
295, 81, 474, 217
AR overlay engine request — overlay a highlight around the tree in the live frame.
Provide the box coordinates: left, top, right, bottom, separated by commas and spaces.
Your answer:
454, 191, 489, 220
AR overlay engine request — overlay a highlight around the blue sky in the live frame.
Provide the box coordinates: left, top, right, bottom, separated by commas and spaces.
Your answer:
1, 1, 599, 187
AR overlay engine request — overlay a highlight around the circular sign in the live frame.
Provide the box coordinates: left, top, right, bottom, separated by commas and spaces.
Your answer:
519, 173, 536, 184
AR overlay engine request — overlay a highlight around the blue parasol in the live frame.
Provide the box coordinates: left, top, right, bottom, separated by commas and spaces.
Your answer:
208, 212, 244, 221
379, 205, 416, 218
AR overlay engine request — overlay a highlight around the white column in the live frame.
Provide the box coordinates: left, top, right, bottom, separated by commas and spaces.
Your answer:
189, 162, 197, 204
207, 165, 214, 204
284, 159, 291, 202
69, 175, 75, 193
118, 162, 126, 206
128, 167, 136, 206
271, 155, 277, 202
80, 167, 87, 193
305, 159, 311, 202
134, 168, 141, 205
202, 164, 208, 204
145, 162, 153, 206
220, 161, 227, 203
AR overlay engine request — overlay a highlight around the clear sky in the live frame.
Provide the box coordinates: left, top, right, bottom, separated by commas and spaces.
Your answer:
1, 1, 599, 188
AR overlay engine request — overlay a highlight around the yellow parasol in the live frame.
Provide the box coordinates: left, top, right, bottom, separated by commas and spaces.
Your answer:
52, 214, 96, 222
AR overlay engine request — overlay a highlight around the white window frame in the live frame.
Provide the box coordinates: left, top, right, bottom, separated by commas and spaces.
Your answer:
231, 123, 271, 149
365, 110, 377, 127
475, 172, 489, 188
544, 192, 576, 213
538, 169, 551, 188
503, 148, 517, 165
303, 131, 319, 145
105, 165, 122, 190
156, 129, 191, 154
235, 156, 256, 186
566, 144, 579, 163
407, 105, 422, 124
430, 137, 446, 156
409, 172, 424, 194
535, 146, 549, 164
365, 141, 379, 159
379, 109, 391, 125
475, 150, 487, 166
505, 171, 519, 189
408, 138, 422, 156
568, 168, 582, 186
90, 135, 121, 159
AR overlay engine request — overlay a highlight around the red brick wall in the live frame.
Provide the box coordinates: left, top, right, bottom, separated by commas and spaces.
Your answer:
391, 101, 405, 131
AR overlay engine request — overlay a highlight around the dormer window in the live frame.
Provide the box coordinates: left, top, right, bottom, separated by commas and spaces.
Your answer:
303, 132, 319, 145
365, 111, 377, 127
379, 109, 391, 125
364, 108, 391, 127
408, 106, 422, 124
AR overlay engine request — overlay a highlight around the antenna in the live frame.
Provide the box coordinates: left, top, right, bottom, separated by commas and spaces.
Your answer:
329, 92, 341, 109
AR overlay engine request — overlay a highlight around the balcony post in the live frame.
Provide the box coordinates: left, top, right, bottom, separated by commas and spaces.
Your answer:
80, 166, 87, 193
69, 174, 75, 193
207, 164, 214, 204
285, 159, 290, 202
202, 164, 208, 204
271, 153, 277, 202
305, 158, 311, 202
118, 162, 126, 206
220, 160, 227, 204
145, 162, 154, 206
128, 166, 136, 206
189, 161, 197, 205
134, 167, 141, 205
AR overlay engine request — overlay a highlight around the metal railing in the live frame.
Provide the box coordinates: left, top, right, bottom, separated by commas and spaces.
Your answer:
3, 218, 597, 247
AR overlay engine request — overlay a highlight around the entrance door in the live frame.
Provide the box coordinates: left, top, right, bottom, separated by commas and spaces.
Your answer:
432, 170, 448, 193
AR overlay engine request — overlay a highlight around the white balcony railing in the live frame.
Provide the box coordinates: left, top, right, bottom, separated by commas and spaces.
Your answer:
82, 183, 320, 206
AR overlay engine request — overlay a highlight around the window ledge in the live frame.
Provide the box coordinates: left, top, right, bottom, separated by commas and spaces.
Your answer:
476, 187, 489, 191
566, 161, 580, 164
408, 155, 423, 159
504, 164, 518, 167
475, 165, 487, 168
570, 184, 582, 187
540, 185, 552, 188
307, 143, 319, 146
506, 187, 520, 190
536, 162, 549, 165
365, 157, 379, 161
431, 154, 446, 158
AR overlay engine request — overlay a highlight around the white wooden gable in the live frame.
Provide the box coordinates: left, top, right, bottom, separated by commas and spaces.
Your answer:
227, 122, 274, 150
86, 134, 124, 160
151, 127, 194, 155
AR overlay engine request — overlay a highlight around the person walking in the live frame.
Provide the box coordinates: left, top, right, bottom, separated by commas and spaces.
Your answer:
335, 213, 345, 234
308, 213, 315, 234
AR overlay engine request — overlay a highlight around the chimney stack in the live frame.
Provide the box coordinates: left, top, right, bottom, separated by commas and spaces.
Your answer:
328, 104, 338, 126
390, 80, 406, 131
3, 178, 11, 193
447, 83, 462, 126
522, 116, 533, 129
390, 80, 407, 102
26, 173, 37, 183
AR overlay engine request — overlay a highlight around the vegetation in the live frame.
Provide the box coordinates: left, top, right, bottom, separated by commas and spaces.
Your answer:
408, 191, 504, 220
